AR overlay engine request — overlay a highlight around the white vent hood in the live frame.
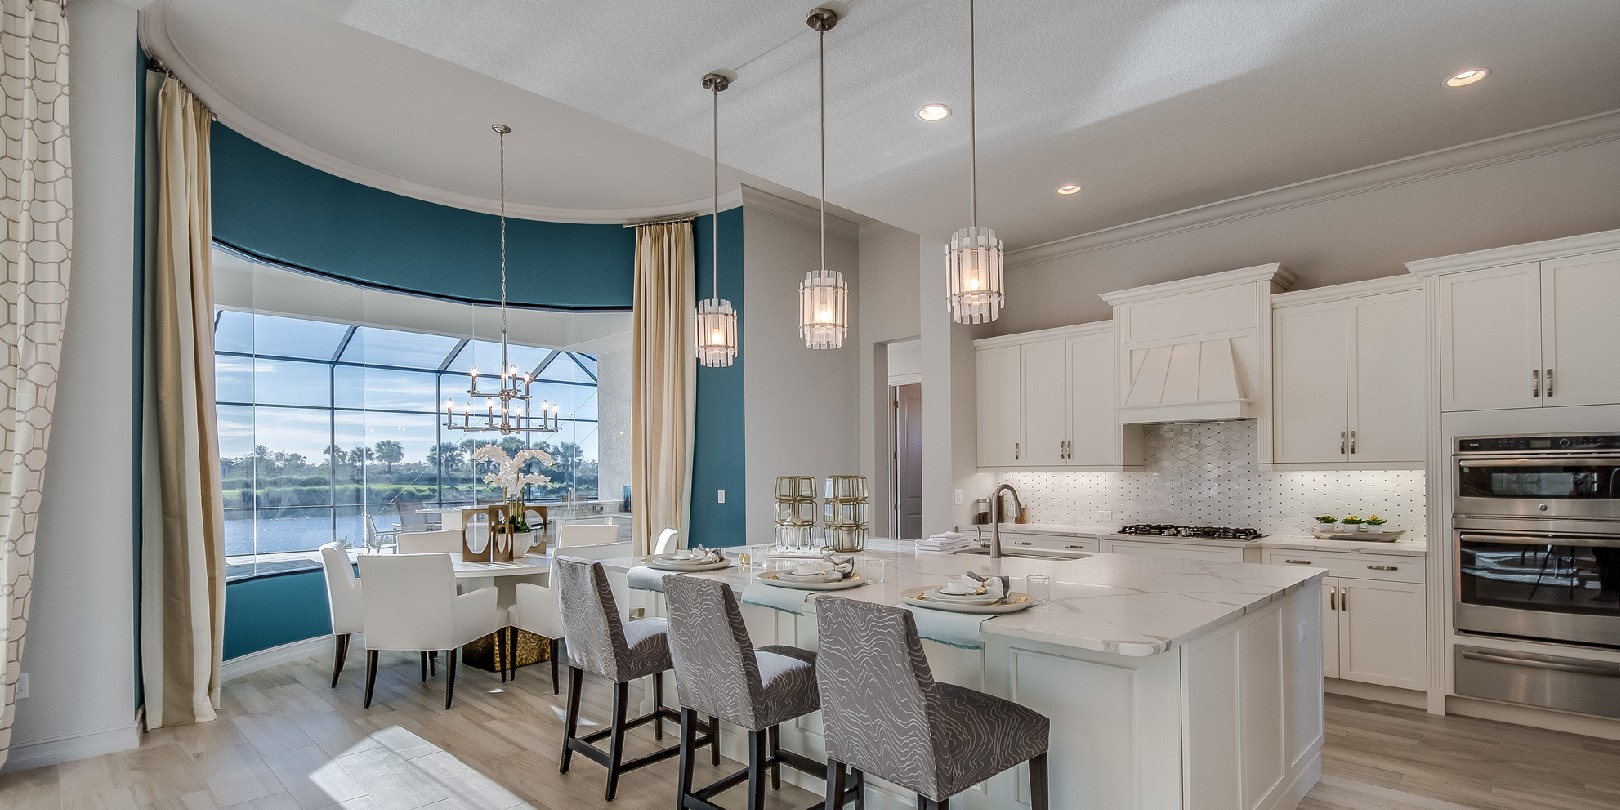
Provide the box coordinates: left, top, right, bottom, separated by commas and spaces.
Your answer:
1101, 264, 1294, 426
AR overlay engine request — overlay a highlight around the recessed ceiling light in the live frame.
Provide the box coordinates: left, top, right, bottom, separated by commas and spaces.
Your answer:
916, 103, 952, 121
1056, 184, 1083, 196
1445, 68, 1489, 87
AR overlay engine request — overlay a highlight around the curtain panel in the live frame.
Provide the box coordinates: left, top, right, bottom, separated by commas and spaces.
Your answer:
0, 0, 71, 768
630, 222, 695, 557
140, 76, 225, 729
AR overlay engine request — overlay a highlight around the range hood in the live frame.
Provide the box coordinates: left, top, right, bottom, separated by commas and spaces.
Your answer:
1119, 338, 1252, 423
1101, 263, 1293, 427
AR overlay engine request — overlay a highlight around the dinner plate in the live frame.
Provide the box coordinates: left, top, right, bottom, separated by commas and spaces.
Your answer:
756, 572, 867, 591
643, 555, 731, 572
777, 570, 842, 583
902, 587, 1033, 614
925, 587, 1003, 605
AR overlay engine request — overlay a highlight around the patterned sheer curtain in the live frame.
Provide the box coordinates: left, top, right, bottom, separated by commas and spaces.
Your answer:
0, 0, 71, 768
631, 222, 695, 556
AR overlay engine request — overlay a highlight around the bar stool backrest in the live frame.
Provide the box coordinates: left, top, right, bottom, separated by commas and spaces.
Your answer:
662, 575, 765, 728
555, 557, 633, 681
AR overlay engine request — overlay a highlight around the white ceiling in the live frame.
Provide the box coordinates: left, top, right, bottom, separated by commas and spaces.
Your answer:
148, 0, 1620, 248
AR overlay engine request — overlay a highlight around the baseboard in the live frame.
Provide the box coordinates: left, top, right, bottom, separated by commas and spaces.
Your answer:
1324, 678, 1428, 709
222, 634, 337, 681
1445, 695, 1620, 741
1, 721, 141, 773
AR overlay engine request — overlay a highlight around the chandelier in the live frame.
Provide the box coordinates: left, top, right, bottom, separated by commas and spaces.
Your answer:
695, 73, 740, 367
799, 6, 848, 350
443, 124, 561, 435
945, 0, 1004, 325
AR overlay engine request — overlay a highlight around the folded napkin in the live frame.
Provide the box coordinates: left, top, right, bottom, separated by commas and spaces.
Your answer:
739, 581, 815, 614
626, 565, 673, 592
917, 534, 971, 552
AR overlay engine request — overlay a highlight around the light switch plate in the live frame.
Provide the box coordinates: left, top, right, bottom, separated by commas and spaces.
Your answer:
16, 673, 27, 700
954, 490, 964, 505
717, 490, 726, 504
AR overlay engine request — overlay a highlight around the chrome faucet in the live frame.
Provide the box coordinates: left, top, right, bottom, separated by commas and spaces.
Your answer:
988, 483, 1024, 560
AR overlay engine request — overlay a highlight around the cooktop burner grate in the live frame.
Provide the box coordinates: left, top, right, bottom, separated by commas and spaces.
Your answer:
1117, 524, 1265, 541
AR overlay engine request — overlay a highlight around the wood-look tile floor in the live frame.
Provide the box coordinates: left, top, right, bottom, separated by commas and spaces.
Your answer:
3, 652, 1618, 809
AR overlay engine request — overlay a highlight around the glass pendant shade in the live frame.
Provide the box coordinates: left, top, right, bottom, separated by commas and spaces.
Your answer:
694, 296, 738, 368
799, 268, 848, 349
945, 225, 1004, 324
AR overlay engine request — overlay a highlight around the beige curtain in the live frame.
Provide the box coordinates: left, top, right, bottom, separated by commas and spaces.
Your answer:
140, 77, 225, 729
630, 222, 696, 557
0, 0, 71, 768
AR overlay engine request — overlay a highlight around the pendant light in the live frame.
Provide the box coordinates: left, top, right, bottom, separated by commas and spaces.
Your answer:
443, 124, 560, 435
799, 6, 848, 350
695, 72, 740, 368
945, 0, 1004, 325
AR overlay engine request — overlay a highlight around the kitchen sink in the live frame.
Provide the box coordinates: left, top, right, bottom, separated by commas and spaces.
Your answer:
953, 548, 1089, 562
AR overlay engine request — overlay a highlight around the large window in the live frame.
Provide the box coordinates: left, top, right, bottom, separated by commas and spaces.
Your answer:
216, 251, 628, 560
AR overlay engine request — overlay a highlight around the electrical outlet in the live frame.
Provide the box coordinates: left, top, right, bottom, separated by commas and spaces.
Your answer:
1297, 621, 1308, 643
717, 489, 726, 504
15, 673, 27, 700
1094, 510, 1113, 523
953, 490, 964, 505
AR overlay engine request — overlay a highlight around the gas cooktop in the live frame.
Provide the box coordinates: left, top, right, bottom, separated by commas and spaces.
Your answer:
1117, 524, 1265, 541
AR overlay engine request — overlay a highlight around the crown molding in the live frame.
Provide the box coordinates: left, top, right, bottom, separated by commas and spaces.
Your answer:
1008, 109, 1620, 271
138, 3, 742, 225
1272, 273, 1421, 307
112, 0, 158, 10
739, 185, 862, 240
973, 319, 1112, 349
1405, 228, 1620, 277
1099, 263, 1294, 306
858, 221, 903, 241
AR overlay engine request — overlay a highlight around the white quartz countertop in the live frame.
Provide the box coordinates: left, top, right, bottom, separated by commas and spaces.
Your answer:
609, 539, 1324, 658
976, 522, 1428, 556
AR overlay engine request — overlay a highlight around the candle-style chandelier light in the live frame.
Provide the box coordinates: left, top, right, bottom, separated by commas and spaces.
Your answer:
799, 6, 849, 350
944, 0, 1005, 325
443, 124, 561, 435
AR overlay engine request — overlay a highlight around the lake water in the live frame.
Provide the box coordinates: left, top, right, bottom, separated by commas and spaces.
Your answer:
226, 514, 366, 556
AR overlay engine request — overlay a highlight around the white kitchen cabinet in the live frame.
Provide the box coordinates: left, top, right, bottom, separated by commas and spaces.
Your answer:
976, 344, 1024, 466
1066, 332, 1117, 466
1101, 538, 1245, 563
998, 532, 1099, 554
1271, 286, 1423, 466
1020, 339, 1068, 466
1434, 248, 1620, 411
1266, 549, 1426, 691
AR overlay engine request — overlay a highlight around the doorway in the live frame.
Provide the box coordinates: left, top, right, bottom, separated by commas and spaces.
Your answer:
892, 383, 923, 540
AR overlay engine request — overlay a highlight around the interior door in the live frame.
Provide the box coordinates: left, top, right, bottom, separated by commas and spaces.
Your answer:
1541, 250, 1620, 407
1272, 301, 1349, 463
1021, 340, 1068, 466
893, 383, 924, 540
1349, 290, 1424, 463
1437, 263, 1543, 411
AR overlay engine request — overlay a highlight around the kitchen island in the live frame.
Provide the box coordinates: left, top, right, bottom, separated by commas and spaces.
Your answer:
605, 540, 1325, 810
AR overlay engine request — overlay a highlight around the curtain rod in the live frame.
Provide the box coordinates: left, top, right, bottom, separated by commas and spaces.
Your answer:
623, 214, 698, 229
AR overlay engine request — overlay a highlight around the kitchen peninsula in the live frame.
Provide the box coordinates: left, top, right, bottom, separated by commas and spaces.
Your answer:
612, 540, 1326, 810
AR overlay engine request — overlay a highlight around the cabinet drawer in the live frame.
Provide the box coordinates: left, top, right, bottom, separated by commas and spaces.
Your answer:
1264, 550, 1424, 583
1102, 539, 1245, 563
1001, 533, 1099, 553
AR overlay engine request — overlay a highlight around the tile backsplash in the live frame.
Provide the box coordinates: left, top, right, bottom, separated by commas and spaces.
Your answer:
996, 421, 1425, 540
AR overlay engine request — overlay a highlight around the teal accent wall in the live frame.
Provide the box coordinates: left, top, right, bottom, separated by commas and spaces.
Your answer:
223, 571, 332, 660
689, 208, 746, 547
210, 124, 636, 310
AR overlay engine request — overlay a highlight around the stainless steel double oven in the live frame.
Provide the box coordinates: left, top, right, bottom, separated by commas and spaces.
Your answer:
1453, 433, 1620, 717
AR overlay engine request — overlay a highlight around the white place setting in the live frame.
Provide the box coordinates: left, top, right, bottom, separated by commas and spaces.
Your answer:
640, 547, 733, 572
754, 557, 867, 591
901, 572, 1036, 615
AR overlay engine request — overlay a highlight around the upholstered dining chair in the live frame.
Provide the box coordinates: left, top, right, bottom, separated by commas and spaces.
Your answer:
506, 541, 633, 694
653, 527, 679, 556
318, 543, 363, 688
356, 553, 500, 710
813, 597, 1051, 810
554, 557, 693, 801
663, 575, 855, 810
396, 529, 462, 555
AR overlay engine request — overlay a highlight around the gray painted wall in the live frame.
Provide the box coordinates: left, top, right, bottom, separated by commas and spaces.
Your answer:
855, 227, 922, 537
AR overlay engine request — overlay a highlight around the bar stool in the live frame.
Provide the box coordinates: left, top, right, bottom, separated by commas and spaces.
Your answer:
663, 575, 861, 810
813, 597, 1051, 810
554, 557, 718, 801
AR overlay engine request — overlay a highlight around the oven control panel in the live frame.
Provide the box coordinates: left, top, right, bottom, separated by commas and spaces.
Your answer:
1459, 435, 1620, 453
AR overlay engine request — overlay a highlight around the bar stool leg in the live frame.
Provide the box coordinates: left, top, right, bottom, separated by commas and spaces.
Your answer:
676, 708, 699, 806
746, 729, 768, 810
559, 666, 583, 774
604, 679, 630, 801
710, 715, 721, 767
824, 759, 847, 810
420, 651, 429, 682
551, 638, 566, 696
652, 671, 665, 741
768, 724, 781, 790
1029, 752, 1049, 810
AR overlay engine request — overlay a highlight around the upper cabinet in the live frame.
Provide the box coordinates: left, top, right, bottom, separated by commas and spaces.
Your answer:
1270, 282, 1425, 467
1422, 243, 1620, 412
974, 323, 1139, 470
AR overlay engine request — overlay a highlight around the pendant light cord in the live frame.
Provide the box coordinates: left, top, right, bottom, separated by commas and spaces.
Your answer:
712, 81, 720, 296
818, 22, 827, 275
968, 0, 978, 230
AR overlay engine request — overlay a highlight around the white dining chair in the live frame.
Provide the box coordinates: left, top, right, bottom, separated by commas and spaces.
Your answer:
559, 522, 621, 547
396, 529, 462, 555
356, 553, 500, 709
653, 527, 679, 556
319, 543, 363, 688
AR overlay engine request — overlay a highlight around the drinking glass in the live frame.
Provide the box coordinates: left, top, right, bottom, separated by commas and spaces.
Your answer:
1025, 574, 1052, 605
867, 558, 892, 584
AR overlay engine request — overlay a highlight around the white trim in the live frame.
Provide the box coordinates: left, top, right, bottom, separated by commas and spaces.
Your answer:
739, 186, 862, 240
1098, 263, 1294, 306
1008, 110, 1620, 271
858, 221, 903, 241
1271, 274, 1422, 307
1323, 678, 1427, 709
1404, 228, 1620, 277
886, 372, 922, 387
222, 634, 336, 681
0, 721, 140, 772
972, 319, 1112, 349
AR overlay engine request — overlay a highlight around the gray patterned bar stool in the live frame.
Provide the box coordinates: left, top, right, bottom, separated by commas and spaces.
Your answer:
663, 575, 862, 810
814, 596, 1051, 810
555, 558, 718, 801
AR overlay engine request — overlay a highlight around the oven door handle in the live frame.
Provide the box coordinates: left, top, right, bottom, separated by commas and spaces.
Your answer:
1459, 532, 1620, 549
1458, 456, 1620, 468
1460, 650, 1620, 678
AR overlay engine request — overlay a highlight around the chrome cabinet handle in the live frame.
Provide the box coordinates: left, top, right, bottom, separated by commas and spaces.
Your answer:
1065, 544, 1086, 549
1349, 430, 1357, 455
1340, 430, 1347, 455
1283, 559, 1313, 565
1546, 368, 1555, 397
1367, 565, 1398, 571
1532, 368, 1540, 397
1014, 442, 1020, 461
1016, 541, 1032, 546
1340, 588, 1348, 611
1329, 586, 1337, 611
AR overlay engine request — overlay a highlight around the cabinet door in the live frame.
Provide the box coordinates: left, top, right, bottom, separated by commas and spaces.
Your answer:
1541, 250, 1620, 407
976, 346, 1025, 466
1323, 580, 1340, 679
1337, 579, 1426, 690
1437, 263, 1543, 411
1021, 340, 1069, 466
1066, 333, 1115, 466
1272, 302, 1350, 463
1348, 291, 1425, 463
